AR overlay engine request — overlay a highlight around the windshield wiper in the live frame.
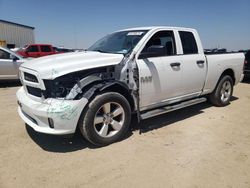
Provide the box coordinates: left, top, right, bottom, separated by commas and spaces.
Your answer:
93, 49, 108, 53
90, 49, 125, 56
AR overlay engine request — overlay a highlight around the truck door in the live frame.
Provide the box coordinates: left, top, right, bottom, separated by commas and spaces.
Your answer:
178, 31, 207, 97
136, 30, 182, 109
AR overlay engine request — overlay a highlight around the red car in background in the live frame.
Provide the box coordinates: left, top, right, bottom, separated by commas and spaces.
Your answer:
17, 44, 60, 58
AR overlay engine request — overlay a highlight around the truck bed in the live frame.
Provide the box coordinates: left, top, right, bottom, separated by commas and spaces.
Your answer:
202, 52, 244, 95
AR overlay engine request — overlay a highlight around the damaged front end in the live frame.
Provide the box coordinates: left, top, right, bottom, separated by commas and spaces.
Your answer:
17, 55, 141, 136
17, 29, 148, 135
42, 66, 116, 100
41, 53, 140, 118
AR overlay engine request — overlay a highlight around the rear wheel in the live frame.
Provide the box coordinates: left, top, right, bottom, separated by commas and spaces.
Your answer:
208, 75, 233, 107
79, 92, 131, 146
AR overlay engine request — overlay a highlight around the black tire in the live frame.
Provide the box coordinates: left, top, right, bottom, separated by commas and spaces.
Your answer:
78, 92, 131, 146
208, 75, 234, 107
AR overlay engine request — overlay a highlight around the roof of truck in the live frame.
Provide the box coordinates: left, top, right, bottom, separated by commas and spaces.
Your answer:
118, 26, 196, 32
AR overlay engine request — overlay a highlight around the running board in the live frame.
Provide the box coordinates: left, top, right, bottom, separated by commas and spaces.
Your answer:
140, 97, 207, 120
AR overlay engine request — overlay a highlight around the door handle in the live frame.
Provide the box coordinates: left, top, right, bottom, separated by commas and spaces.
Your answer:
197, 60, 205, 64
170, 62, 181, 67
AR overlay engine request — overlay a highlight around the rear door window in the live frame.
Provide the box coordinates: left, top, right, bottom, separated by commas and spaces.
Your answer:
41, 45, 51, 52
179, 31, 198, 54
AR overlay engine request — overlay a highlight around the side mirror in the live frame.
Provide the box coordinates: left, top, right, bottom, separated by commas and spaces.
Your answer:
139, 45, 165, 59
148, 45, 165, 54
10, 54, 19, 61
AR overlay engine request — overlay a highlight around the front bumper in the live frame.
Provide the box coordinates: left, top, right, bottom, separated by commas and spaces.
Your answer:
16, 87, 88, 135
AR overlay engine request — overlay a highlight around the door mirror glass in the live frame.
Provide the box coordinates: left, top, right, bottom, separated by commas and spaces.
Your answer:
139, 45, 165, 59
148, 45, 165, 54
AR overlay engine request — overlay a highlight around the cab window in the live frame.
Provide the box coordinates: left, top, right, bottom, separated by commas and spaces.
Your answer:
179, 31, 198, 54
139, 31, 176, 59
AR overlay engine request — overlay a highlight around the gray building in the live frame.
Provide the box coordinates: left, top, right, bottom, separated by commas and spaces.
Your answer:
0, 19, 35, 49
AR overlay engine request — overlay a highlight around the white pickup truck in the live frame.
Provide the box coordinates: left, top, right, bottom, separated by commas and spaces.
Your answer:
16, 27, 244, 146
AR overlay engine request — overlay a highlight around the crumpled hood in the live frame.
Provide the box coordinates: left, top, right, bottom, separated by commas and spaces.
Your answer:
20, 51, 124, 79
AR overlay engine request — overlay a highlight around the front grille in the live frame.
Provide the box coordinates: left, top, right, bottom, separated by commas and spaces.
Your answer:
26, 86, 42, 97
24, 72, 38, 83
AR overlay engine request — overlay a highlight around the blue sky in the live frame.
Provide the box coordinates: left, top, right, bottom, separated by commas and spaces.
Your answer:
0, 0, 249, 50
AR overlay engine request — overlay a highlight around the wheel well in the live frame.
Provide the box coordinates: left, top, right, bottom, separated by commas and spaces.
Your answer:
221, 69, 235, 84
101, 84, 136, 112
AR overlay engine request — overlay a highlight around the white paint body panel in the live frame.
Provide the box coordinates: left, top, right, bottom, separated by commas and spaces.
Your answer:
179, 54, 207, 95
17, 87, 88, 134
137, 56, 183, 108
20, 51, 124, 79
203, 53, 244, 94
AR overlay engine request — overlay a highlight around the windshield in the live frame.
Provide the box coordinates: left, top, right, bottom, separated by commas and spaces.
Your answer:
88, 30, 148, 55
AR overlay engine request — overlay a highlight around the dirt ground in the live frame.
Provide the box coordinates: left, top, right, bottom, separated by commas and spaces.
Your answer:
0, 80, 250, 188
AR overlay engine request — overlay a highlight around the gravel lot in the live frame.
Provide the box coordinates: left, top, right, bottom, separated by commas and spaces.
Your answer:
0, 80, 250, 188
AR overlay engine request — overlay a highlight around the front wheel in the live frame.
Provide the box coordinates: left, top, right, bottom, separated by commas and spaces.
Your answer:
78, 92, 131, 146
208, 75, 234, 107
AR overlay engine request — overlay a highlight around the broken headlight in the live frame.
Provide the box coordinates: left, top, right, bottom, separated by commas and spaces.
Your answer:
43, 74, 77, 99
42, 67, 115, 99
